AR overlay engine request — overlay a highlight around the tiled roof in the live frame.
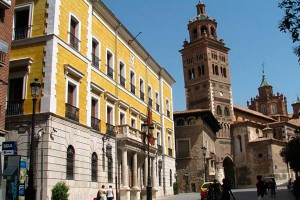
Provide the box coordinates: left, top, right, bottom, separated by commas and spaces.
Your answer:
174, 109, 210, 115
233, 105, 276, 121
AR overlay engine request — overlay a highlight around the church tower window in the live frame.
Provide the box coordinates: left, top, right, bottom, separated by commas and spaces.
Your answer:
217, 105, 222, 116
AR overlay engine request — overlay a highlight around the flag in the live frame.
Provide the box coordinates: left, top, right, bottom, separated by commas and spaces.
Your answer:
149, 135, 155, 146
147, 106, 152, 126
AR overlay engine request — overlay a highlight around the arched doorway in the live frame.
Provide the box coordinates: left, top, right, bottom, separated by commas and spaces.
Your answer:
223, 157, 235, 188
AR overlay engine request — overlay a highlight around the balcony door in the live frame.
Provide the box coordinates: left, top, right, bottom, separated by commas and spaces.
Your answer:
8, 78, 23, 101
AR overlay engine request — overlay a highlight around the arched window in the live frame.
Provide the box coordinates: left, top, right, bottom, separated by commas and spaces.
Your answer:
67, 145, 75, 180
210, 27, 215, 37
108, 158, 113, 183
237, 135, 242, 152
212, 64, 215, 74
215, 65, 219, 75
270, 104, 277, 114
217, 105, 222, 116
261, 104, 266, 114
201, 65, 205, 75
170, 169, 172, 186
201, 26, 208, 35
188, 118, 196, 125
177, 119, 185, 126
91, 152, 98, 182
223, 68, 227, 78
224, 106, 230, 116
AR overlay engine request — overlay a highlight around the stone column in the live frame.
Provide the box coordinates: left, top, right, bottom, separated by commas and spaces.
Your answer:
131, 153, 140, 200
141, 156, 148, 200
152, 157, 158, 198
120, 148, 130, 200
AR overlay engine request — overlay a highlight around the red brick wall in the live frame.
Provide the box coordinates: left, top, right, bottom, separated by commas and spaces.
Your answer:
0, 1, 15, 130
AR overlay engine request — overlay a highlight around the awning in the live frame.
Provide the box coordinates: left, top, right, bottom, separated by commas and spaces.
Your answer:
3, 166, 17, 176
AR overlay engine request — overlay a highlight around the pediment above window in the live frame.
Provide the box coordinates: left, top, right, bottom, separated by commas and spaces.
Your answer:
64, 64, 84, 80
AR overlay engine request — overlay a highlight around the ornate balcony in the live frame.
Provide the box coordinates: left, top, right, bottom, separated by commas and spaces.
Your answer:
65, 103, 79, 122
6, 100, 24, 116
91, 116, 101, 131
116, 125, 144, 143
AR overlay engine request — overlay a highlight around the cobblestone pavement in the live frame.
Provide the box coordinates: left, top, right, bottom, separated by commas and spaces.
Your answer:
157, 186, 295, 200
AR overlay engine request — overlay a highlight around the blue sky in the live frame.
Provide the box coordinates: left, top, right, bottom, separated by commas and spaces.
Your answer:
102, 0, 300, 113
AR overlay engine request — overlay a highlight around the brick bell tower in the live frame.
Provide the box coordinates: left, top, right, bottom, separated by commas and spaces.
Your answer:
179, 1, 233, 138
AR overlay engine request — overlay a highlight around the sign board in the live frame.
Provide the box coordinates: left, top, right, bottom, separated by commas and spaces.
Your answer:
0, 39, 8, 53
184, 172, 190, 177
2, 141, 18, 155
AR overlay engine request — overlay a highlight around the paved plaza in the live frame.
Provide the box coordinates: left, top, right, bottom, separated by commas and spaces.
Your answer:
157, 186, 295, 200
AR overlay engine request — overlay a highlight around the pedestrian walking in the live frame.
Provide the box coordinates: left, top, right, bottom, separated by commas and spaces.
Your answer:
294, 177, 300, 200
269, 178, 276, 196
288, 178, 293, 192
256, 175, 266, 200
106, 185, 114, 200
221, 178, 235, 200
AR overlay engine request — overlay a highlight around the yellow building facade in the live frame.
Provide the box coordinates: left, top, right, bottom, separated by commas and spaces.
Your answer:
6, 0, 175, 199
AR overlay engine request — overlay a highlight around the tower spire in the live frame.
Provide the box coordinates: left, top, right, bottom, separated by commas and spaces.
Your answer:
260, 63, 270, 87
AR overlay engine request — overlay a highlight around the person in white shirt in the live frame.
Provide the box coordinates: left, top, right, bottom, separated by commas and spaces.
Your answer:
106, 185, 114, 200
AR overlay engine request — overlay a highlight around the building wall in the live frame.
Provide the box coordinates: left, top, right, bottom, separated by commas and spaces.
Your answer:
0, 0, 14, 131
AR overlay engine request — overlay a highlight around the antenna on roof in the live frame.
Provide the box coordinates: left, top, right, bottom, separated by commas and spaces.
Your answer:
128, 32, 142, 45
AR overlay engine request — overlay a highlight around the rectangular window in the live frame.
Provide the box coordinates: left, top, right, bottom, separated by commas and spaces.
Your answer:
66, 83, 79, 122
130, 71, 135, 94
92, 39, 100, 68
155, 92, 160, 112
91, 98, 100, 131
140, 79, 144, 101
131, 118, 136, 128
120, 112, 125, 125
107, 51, 114, 79
14, 5, 31, 40
119, 61, 125, 87
148, 86, 152, 107
166, 99, 170, 118
69, 17, 80, 50
6, 78, 24, 116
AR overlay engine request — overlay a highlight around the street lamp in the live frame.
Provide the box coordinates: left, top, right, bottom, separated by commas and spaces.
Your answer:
201, 146, 207, 182
141, 123, 154, 200
26, 78, 41, 200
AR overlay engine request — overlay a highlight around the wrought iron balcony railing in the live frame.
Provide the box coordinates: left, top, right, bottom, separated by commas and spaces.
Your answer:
130, 84, 136, 95
91, 116, 101, 131
13, 26, 31, 40
68, 32, 80, 50
140, 91, 144, 101
107, 66, 114, 79
120, 76, 126, 87
92, 53, 100, 68
168, 148, 173, 157
65, 103, 79, 122
148, 98, 152, 107
156, 103, 160, 112
6, 100, 24, 116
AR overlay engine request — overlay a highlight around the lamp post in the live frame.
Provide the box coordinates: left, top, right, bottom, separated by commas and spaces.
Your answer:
142, 123, 154, 200
201, 146, 207, 182
26, 78, 41, 200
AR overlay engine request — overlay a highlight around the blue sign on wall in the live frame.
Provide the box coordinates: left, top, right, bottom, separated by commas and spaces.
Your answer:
2, 141, 18, 155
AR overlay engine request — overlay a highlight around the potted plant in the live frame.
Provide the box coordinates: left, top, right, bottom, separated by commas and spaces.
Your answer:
173, 181, 180, 195
51, 182, 69, 200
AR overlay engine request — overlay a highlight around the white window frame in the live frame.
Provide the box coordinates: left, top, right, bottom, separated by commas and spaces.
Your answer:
148, 85, 152, 99
106, 102, 115, 126
8, 71, 29, 100
68, 13, 81, 51
65, 77, 79, 108
139, 77, 144, 93
118, 59, 126, 85
168, 134, 172, 149
13, 3, 34, 40
119, 109, 126, 125
130, 116, 137, 129
157, 131, 161, 146
91, 36, 101, 68
91, 93, 100, 119
106, 49, 114, 77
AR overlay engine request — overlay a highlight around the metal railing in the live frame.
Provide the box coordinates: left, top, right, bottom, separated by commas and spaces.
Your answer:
0, 52, 5, 67
167, 110, 170, 118
92, 53, 100, 68
68, 32, 80, 50
120, 76, 126, 87
148, 98, 152, 107
156, 103, 160, 112
65, 103, 79, 122
140, 91, 145, 101
13, 26, 31, 40
130, 84, 136, 94
6, 100, 24, 116
107, 66, 114, 79
106, 123, 115, 136
91, 116, 101, 131
168, 148, 173, 157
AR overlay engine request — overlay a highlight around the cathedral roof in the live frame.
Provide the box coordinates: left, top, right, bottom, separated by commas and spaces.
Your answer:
292, 96, 300, 105
233, 105, 276, 122
260, 73, 270, 87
